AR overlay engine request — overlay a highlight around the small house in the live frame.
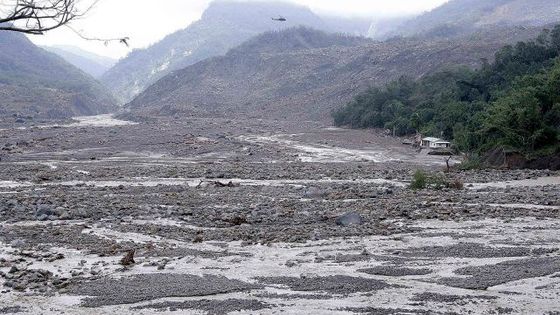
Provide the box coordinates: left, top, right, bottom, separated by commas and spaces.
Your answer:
434, 140, 451, 148
421, 137, 451, 148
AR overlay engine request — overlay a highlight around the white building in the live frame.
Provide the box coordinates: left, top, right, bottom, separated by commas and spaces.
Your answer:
421, 137, 451, 149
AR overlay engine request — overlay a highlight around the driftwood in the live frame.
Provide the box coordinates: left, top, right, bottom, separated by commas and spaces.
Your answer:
120, 249, 135, 266
445, 156, 453, 172
196, 180, 240, 188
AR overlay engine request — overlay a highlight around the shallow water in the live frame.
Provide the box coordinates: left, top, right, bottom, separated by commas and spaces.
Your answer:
67, 114, 138, 128
239, 134, 461, 166
0, 114, 136, 131
0, 177, 407, 189
470, 176, 560, 189
2, 218, 559, 314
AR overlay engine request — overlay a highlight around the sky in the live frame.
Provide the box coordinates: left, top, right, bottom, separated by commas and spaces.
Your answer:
27, 0, 449, 59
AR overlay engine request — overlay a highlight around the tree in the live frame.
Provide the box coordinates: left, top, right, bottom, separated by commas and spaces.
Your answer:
0, 0, 85, 34
0, 0, 128, 45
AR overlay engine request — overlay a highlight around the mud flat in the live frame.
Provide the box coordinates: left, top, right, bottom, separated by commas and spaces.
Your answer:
0, 115, 559, 314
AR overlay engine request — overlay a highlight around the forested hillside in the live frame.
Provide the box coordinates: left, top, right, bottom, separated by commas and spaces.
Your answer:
333, 26, 560, 158
125, 26, 542, 121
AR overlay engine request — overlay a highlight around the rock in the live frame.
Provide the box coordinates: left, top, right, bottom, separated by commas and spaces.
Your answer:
37, 214, 49, 221
35, 204, 58, 219
75, 208, 89, 218
59, 211, 73, 220
335, 212, 364, 227
304, 187, 328, 198
47, 253, 65, 262
71, 270, 83, 277
285, 260, 298, 268
10, 239, 24, 247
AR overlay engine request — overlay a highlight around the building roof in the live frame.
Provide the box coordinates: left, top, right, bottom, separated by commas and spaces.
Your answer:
435, 140, 451, 144
422, 137, 442, 142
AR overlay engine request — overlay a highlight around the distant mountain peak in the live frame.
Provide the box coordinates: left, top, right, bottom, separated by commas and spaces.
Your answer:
124, 25, 542, 122
101, 1, 370, 104
42, 45, 117, 78
385, 0, 560, 38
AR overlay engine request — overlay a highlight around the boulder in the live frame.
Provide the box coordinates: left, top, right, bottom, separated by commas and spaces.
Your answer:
335, 212, 364, 226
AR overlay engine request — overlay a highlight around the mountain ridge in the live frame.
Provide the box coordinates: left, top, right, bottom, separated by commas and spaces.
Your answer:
125, 26, 543, 122
101, 1, 372, 104
0, 32, 117, 119
387, 0, 560, 39
43, 45, 117, 78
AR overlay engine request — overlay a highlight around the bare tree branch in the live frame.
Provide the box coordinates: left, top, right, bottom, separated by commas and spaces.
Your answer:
66, 24, 129, 46
0, 0, 127, 45
0, 0, 79, 34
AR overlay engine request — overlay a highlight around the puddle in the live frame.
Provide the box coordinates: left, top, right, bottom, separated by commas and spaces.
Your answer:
0, 180, 33, 188
67, 115, 138, 128
0, 114, 136, 131
9, 150, 233, 167
239, 134, 462, 166
469, 176, 560, 189
433, 202, 560, 211
2, 218, 560, 314
0, 177, 406, 189
239, 134, 395, 163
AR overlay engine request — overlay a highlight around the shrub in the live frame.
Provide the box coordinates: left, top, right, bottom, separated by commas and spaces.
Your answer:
410, 170, 464, 190
459, 155, 482, 170
410, 170, 427, 190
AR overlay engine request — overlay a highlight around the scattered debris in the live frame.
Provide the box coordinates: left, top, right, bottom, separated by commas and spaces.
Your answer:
120, 249, 136, 266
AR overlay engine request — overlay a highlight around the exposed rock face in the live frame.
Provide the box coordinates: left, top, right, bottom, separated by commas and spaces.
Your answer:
101, 1, 351, 104
482, 148, 560, 170
0, 32, 117, 119
125, 26, 541, 122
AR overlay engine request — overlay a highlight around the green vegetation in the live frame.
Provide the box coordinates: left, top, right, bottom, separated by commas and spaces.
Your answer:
410, 170, 464, 190
410, 170, 428, 189
334, 26, 560, 157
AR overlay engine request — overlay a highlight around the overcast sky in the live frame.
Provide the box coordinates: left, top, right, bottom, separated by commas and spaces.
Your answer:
28, 0, 448, 59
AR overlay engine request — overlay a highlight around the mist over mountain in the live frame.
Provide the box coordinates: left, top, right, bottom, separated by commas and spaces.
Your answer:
0, 32, 117, 119
43, 45, 117, 78
101, 1, 372, 104
125, 26, 541, 121
321, 16, 373, 37
385, 0, 560, 39
2, 1, 560, 313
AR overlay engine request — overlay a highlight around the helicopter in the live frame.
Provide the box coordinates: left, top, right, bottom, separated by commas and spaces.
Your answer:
271, 16, 287, 22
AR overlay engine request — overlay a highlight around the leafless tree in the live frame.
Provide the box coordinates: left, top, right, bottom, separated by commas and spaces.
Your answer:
444, 155, 452, 172
0, 0, 128, 45
0, 0, 84, 34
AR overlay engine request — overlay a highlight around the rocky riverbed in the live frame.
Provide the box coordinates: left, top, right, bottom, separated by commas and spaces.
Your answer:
0, 115, 559, 314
